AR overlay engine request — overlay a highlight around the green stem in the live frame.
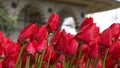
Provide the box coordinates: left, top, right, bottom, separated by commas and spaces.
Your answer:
50, 65, 54, 68
35, 55, 40, 68
78, 48, 82, 60
67, 61, 70, 68
46, 48, 52, 68
74, 43, 82, 68
79, 56, 84, 68
76, 47, 82, 66
34, 53, 38, 68
19, 61, 22, 68
38, 32, 50, 68
25, 56, 30, 68
35, 53, 38, 64
38, 32, 49, 68
63, 58, 66, 68
102, 49, 108, 68
18, 60, 22, 68
38, 44, 47, 68
15, 45, 25, 68
37, 55, 41, 64
93, 59, 98, 68
85, 58, 91, 68
70, 47, 79, 68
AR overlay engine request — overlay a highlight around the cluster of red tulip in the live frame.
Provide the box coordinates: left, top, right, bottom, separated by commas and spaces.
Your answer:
0, 12, 120, 68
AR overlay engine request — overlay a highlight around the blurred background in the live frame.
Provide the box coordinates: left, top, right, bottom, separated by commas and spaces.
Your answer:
0, 0, 120, 41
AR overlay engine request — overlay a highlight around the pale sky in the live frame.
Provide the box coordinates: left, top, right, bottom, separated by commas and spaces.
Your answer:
86, 8, 120, 32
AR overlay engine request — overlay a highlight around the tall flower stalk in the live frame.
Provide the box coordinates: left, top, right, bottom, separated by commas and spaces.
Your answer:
14, 45, 25, 68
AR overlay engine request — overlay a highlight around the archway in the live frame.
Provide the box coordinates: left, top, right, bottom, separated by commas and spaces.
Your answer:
18, 5, 45, 26
16, 4, 46, 31
57, 7, 78, 35
11, 4, 45, 41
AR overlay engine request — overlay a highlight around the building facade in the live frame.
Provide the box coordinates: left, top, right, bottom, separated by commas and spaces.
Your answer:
0, 0, 119, 41
0, 0, 85, 41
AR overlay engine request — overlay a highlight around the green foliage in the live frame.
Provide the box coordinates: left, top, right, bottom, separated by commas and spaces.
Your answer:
0, 8, 16, 36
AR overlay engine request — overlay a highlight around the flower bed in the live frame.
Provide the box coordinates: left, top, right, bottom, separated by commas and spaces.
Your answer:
0, 12, 120, 68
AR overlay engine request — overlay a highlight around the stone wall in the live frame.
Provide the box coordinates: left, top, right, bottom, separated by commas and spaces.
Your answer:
0, 0, 85, 41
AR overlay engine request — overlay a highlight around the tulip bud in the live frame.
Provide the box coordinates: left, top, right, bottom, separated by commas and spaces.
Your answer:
24, 42, 36, 56
46, 12, 60, 33
79, 17, 93, 30
34, 26, 48, 41
36, 39, 47, 54
50, 30, 61, 46
18, 23, 37, 45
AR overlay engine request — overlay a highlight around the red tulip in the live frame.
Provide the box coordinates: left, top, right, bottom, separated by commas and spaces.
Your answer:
108, 40, 120, 55
50, 30, 61, 46
54, 29, 78, 56
89, 63, 93, 68
4, 42, 20, 57
46, 13, 60, 33
43, 45, 58, 65
81, 44, 90, 54
109, 40, 120, 60
67, 38, 78, 56
79, 17, 93, 30
109, 23, 120, 40
24, 42, 36, 56
18, 23, 37, 45
0, 36, 19, 58
0, 59, 3, 68
54, 62, 63, 68
76, 23, 99, 43
89, 42, 98, 59
36, 38, 47, 53
99, 28, 112, 48
34, 26, 48, 41
55, 29, 74, 55
0, 47, 5, 59
54, 29, 69, 54
0, 33, 6, 58
41, 64, 46, 68
81, 42, 98, 59
1, 37, 10, 47
58, 55, 65, 62
105, 56, 115, 68
2, 53, 18, 68
0, 31, 4, 38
